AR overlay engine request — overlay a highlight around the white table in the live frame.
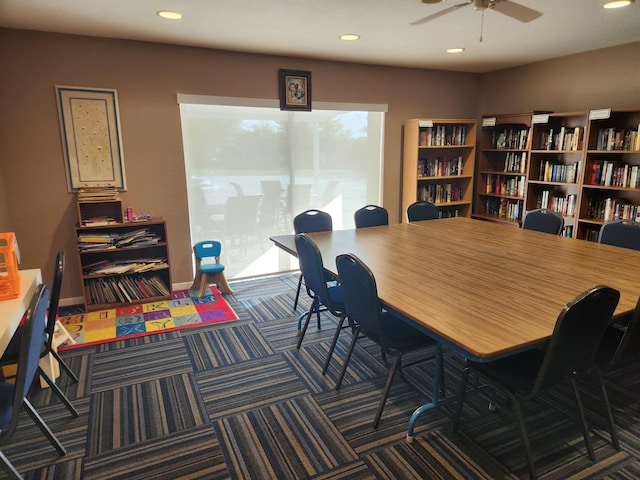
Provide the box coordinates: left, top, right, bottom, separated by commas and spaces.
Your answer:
0, 269, 42, 355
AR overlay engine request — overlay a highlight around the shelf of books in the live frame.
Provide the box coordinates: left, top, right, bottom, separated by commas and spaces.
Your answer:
402, 118, 476, 222
473, 112, 535, 226
527, 112, 587, 238
75, 218, 172, 311
577, 108, 640, 241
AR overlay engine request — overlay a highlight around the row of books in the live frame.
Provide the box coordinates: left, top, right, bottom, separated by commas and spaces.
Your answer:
590, 161, 640, 188
586, 197, 640, 223
417, 156, 464, 177
485, 174, 526, 198
485, 198, 522, 221
491, 128, 528, 150
503, 151, 527, 174
82, 258, 168, 275
537, 127, 583, 151
595, 127, 640, 151
78, 227, 162, 251
84, 274, 170, 305
539, 160, 581, 183
536, 191, 577, 217
560, 225, 574, 238
418, 183, 464, 204
418, 125, 467, 147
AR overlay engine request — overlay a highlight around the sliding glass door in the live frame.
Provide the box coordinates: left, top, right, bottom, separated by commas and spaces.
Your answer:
179, 99, 384, 279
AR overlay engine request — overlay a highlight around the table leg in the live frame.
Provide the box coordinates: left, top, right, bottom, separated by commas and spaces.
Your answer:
406, 342, 443, 443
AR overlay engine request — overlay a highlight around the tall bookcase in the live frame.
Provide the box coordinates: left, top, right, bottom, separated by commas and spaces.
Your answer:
527, 112, 587, 238
75, 218, 172, 311
473, 112, 534, 226
577, 108, 640, 241
402, 118, 477, 222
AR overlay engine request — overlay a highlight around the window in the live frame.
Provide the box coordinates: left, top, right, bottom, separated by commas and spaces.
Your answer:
179, 95, 385, 279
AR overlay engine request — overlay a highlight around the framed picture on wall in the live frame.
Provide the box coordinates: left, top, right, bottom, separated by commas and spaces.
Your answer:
278, 69, 312, 111
55, 85, 127, 191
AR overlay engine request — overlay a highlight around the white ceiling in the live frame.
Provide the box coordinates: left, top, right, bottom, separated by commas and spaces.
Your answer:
1, 0, 639, 73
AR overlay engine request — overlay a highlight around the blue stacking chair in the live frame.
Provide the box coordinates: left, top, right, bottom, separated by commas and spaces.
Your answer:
294, 234, 346, 369
598, 219, 640, 250
522, 208, 564, 235
334, 253, 444, 428
191, 240, 234, 296
0, 284, 79, 480
292, 209, 333, 311
407, 201, 439, 222
354, 205, 389, 228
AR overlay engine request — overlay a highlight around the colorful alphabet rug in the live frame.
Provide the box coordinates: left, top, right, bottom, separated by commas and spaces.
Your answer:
57, 286, 238, 349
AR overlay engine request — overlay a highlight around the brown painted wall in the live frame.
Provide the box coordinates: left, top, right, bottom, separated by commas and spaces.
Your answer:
0, 28, 480, 299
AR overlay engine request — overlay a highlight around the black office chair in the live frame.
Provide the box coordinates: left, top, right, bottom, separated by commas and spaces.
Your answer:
294, 234, 346, 367
334, 253, 444, 428
292, 209, 333, 311
354, 205, 389, 228
452, 285, 620, 480
598, 219, 640, 250
0, 284, 77, 480
522, 208, 564, 235
0, 251, 78, 384
407, 201, 439, 222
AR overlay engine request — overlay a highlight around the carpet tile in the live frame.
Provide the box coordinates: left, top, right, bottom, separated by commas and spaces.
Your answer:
4, 272, 639, 479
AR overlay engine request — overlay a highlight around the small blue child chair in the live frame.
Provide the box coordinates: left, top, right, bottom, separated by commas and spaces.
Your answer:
190, 241, 234, 297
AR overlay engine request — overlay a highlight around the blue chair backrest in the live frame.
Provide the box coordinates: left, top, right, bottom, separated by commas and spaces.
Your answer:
1, 284, 49, 434
294, 233, 331, 305
354, 205, 389, 228
598, 220, 640, 251
522, 208, 564, 235
294, 209, 332, 234
532, 285, 619, 394
335, 253, 385, 344
46, 250, 64, 350
194, 241, 222, 260
407, 201, 439, 222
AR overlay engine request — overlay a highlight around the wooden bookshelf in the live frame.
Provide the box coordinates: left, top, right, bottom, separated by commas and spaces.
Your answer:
75, 218, 172, 311
577, 108, 640, 241
402, 118, 477, 222
473, 112, 535, 226
527, 111, 587, 238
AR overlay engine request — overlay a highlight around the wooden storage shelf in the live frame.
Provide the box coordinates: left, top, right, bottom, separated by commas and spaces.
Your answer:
402, 118, 477, 222
77, 199, 124, 226
75, 218, 172, 311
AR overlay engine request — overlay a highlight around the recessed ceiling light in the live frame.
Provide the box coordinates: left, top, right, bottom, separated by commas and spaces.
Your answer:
157, 10, 183, 20
603, 0, 634, 8
446, 48, 465, 54
340, 34, 360, 41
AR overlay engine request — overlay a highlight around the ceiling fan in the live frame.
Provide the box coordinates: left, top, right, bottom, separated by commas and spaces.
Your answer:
412, 0, 543, 26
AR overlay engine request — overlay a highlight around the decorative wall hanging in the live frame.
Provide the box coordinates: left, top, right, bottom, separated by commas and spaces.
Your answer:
56, 86, 127, 191
278, 69, 312, 111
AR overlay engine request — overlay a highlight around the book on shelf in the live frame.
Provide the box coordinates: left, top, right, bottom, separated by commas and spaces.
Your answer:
77, 188, 120, 202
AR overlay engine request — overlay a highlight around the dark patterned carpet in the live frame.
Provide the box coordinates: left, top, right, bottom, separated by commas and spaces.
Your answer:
4, 273, 639, 479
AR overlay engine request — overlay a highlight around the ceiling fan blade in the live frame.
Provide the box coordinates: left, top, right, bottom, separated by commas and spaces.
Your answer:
491, 0, 542, 23
411, 1, 472, 26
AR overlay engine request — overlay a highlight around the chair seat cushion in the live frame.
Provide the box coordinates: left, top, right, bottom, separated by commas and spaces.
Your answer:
0, 382, 15, 429
469, 347, 546, 395
373, 312, 437, 351
200, 263, 225, 274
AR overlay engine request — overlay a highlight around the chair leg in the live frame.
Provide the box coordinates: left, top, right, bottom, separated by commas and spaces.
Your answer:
452, 367, 472, 432
293, 274, 303, 311
0, 450, 23, 480
296, 299, 318, 349
212, 272, 234, 294
571, 377, 596, 462
37, 367, 79, 418
595, 369, 620, 450
322, 315, 346, 375
373, 354, 403, 428
510, 393, 537, 480
197, 274, 210, 298
335, 330, 360, 390
22, 399, 66, 456
50, 349, 78, 383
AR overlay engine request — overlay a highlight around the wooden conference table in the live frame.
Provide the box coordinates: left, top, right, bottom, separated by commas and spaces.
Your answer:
271, 217, 640, 440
